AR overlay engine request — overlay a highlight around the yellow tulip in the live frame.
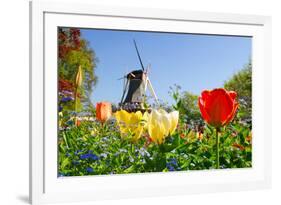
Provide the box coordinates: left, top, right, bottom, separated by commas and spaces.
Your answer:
147, 109, 179, 144
114, 110, 146, 141
197, 132, 203, 140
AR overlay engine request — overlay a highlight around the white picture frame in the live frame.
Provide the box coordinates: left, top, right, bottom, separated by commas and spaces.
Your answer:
30, 1, 272, 204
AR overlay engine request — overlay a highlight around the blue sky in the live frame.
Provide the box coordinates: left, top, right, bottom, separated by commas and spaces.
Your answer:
81, 29, 251, 105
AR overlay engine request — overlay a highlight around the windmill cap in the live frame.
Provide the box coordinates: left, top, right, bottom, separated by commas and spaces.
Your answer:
126, 69, 144, 79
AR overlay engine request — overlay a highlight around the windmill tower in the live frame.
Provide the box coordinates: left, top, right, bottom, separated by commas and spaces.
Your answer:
119, 40, 159, 112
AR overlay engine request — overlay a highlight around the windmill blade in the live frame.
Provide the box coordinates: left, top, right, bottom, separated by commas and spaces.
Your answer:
117, 76, 126, 80
117, 67, 129, 80
143, 72, 148, 92
117, 71, 136, 80
143, 64, 150, 91
120, 78, 129, 104
133, 39, 145, 71
145, 63, 151, 74
147, 77, 160, 105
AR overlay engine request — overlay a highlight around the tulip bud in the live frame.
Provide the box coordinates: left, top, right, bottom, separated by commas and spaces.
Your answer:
75, 65, 83, 87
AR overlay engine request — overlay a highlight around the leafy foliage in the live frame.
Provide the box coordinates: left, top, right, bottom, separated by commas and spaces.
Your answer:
58, 28, 98, 112
169, 85, 203, 128
58, 116, 251, 176
224, 61, 252, 123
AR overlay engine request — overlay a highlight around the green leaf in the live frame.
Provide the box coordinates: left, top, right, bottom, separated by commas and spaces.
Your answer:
61, 158, 70, 170
123, 165, 135, 173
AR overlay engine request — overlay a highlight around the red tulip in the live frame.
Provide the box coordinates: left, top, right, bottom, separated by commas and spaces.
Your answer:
198, 88, 238, 128
96, 102, 112, 123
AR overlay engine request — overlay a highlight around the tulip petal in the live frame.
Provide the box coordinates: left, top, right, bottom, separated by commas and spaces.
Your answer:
132, 126, 143, 141
114, 110, 131, 137
96, 102, 112, 123
223, 90, 238, 125
201, 90, 211, 101
114, 110, 146, 141
201, 90, 213, 110
160, 111, 171, 136
223, 101, 239, 126
96, 103, 101, 120
101, 103, 111, 121
228, 91, 237, 101
142, 111, 149, 129
199, 88, 238, 128
206, 89, 233, 127
198, 96, 211, 124
148, 110, 165, 144
169, 111, 179, 135
146, 109, 179, 144
115, 110, 130, 125
159, 109, 168, 115
130, 111, 143, 125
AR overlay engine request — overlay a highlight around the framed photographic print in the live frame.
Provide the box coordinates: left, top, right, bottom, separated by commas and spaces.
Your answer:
30, 0, 272, 204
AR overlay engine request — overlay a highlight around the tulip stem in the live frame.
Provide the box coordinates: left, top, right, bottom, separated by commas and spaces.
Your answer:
215, 128, 220, 169
74, 87, 79, 126
101, 123, 106, 136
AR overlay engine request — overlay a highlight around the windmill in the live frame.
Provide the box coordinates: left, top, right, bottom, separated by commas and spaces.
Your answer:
119, 40, 159, 112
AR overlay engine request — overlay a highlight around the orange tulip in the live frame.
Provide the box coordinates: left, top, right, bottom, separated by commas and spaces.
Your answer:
96, 102, 112, 123
75, 120, 81, 126
198, 88, 238, 128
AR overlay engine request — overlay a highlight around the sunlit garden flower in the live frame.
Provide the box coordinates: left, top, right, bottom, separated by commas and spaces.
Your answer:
100, 153, 108, 158
114, 109, 147, 141
147, 109, 179, 144
86, 167, 94, 173
101, 136, 109, 142
90, 127, 98, 136
80, 151, 99, 161
246, 132, 252, 143
74, 150, 82, 155
119, 148, 128, 153
198, 88, 239, 169
75, 120, 81, 126
96, 102, 112, 123
72, 160, 80, 165
137, 147, 150, 157
58, 172, 64, 177
232, 143, 245, 151
166, 158, 179, 171
61, 96, 74, 103
197, 132, 203, 140
80, 153, 90, 160
198, 88, 238, 128
180, 133, 185, 139
129, 156, 134, 163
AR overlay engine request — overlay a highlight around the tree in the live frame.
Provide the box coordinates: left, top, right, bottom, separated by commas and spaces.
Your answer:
180, 91, 202, 125
224, 61, 252, 123
58, 28, 98, 112
169, 85, 203, 128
